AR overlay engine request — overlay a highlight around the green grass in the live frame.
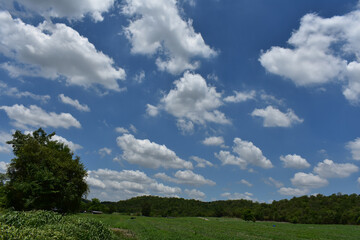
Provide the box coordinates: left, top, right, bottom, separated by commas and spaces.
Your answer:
79, 213, 360, 240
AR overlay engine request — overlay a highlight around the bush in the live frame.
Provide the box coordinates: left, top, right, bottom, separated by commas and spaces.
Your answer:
0, 210, 116, 240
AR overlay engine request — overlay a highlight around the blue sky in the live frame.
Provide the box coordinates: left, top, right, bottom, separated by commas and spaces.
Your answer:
1, 0, 360, 203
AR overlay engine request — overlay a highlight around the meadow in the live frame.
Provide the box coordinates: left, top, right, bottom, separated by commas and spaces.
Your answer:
80, 213, 360, 240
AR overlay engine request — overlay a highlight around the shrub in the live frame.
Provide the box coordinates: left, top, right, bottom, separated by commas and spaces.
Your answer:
0, 210, 116, 240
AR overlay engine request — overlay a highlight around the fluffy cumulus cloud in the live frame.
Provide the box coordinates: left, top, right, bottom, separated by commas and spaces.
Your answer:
0, 161, 8, 173
278, 187, 310, 196
259, 7, 360, 104
0, 11, 125, 91
232, 138, 273, 169
0, 104, 81, 129
215, 137, 273, 169
115, 127, 129, 134
184, 189, 205, 200
86, 168, 181, 201
0, 81, 50, 103
146, 104, 159, 117
117, 134, 193, 169
0, 131, 12, 153
150, 72, 229, 132
98, 147, 112, 157
215, 150, 247, 169
346, 138, 360, 160
154, 170, 215, 186
221, 192, 256, 201
280, 154, 310, 169
51, 135, 82, 152
224, 90, 256, 103
190, 156, 214, 168
291, 172, 328, 189
123, 0, 216, 74
251, 106, 303, 127
59, 94, 90, 112
3, 0, 115, 22
313, 159, 358, 178
202, 136, 224, 147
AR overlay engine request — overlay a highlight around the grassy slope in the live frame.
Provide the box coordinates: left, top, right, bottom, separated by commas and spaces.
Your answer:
79, 214, 360, 240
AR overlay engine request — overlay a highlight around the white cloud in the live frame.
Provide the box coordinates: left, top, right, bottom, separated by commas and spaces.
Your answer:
176, 119, 194, 135
232, 138, 273, 169
117, 134, 193, 169
215, 151, 247, 169
86, 168, 181, 201
215, 138, 272, 169
313, 159, 358, 178
251, 106, 303, 127
115, 127, 129, 134
123, 0, 216, 74
0, 161, 8, 173
221, 192, 257, 201
99, 147, 112, 157
59, 94, 90, 112
154, 170, 215, 186
190, 156, 214, 168
0, 11, 125, 91
278, 187, 309, 196
4, 0, 115, 22
133, 70, 145, 83
265, 177, 284, 188
152, 72, 229, 131
291, 172, 328, 189
51, 135, 82, 152
0, 104, 81, 129
146, 104, 159, 117
346, 138, 360, 160
224, 90, 256, 103
185, 189, 205, 200
239, 179, 253, 187
202, 136, 224, 146
280, 154, 310, 169
0, 131, 12, 153
259, 8, 360, 103
0, 81, 50, 103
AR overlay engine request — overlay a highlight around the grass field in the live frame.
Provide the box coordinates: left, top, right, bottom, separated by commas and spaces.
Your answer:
79, 213, 360, 240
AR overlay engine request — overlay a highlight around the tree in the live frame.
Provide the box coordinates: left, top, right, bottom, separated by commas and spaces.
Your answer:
4, 128, 88, 213
0, 173, 8, 208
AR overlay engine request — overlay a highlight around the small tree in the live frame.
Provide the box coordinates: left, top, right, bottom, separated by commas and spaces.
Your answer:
4, 128, 88, 213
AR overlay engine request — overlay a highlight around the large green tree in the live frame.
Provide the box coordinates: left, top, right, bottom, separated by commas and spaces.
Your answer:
4, 128, 88, 213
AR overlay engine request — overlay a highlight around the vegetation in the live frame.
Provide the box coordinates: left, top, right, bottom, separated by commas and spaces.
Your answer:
81, 213, 360, 240
3, 128, 88, 213
0, 210, 116, 240
84, 194, 360, 225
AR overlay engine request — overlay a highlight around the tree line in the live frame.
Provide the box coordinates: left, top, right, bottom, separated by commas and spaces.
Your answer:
82, 194, 360, 225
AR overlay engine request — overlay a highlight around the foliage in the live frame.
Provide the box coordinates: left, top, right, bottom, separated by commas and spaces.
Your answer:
0, 210, 116, 240
0, 173, 8, 208
4, 128, 88, 213
81, 213, 360, 240
87, 193, 360, 224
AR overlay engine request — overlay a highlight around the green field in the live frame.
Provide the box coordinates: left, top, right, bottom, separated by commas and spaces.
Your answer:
79, 213, 360, 240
